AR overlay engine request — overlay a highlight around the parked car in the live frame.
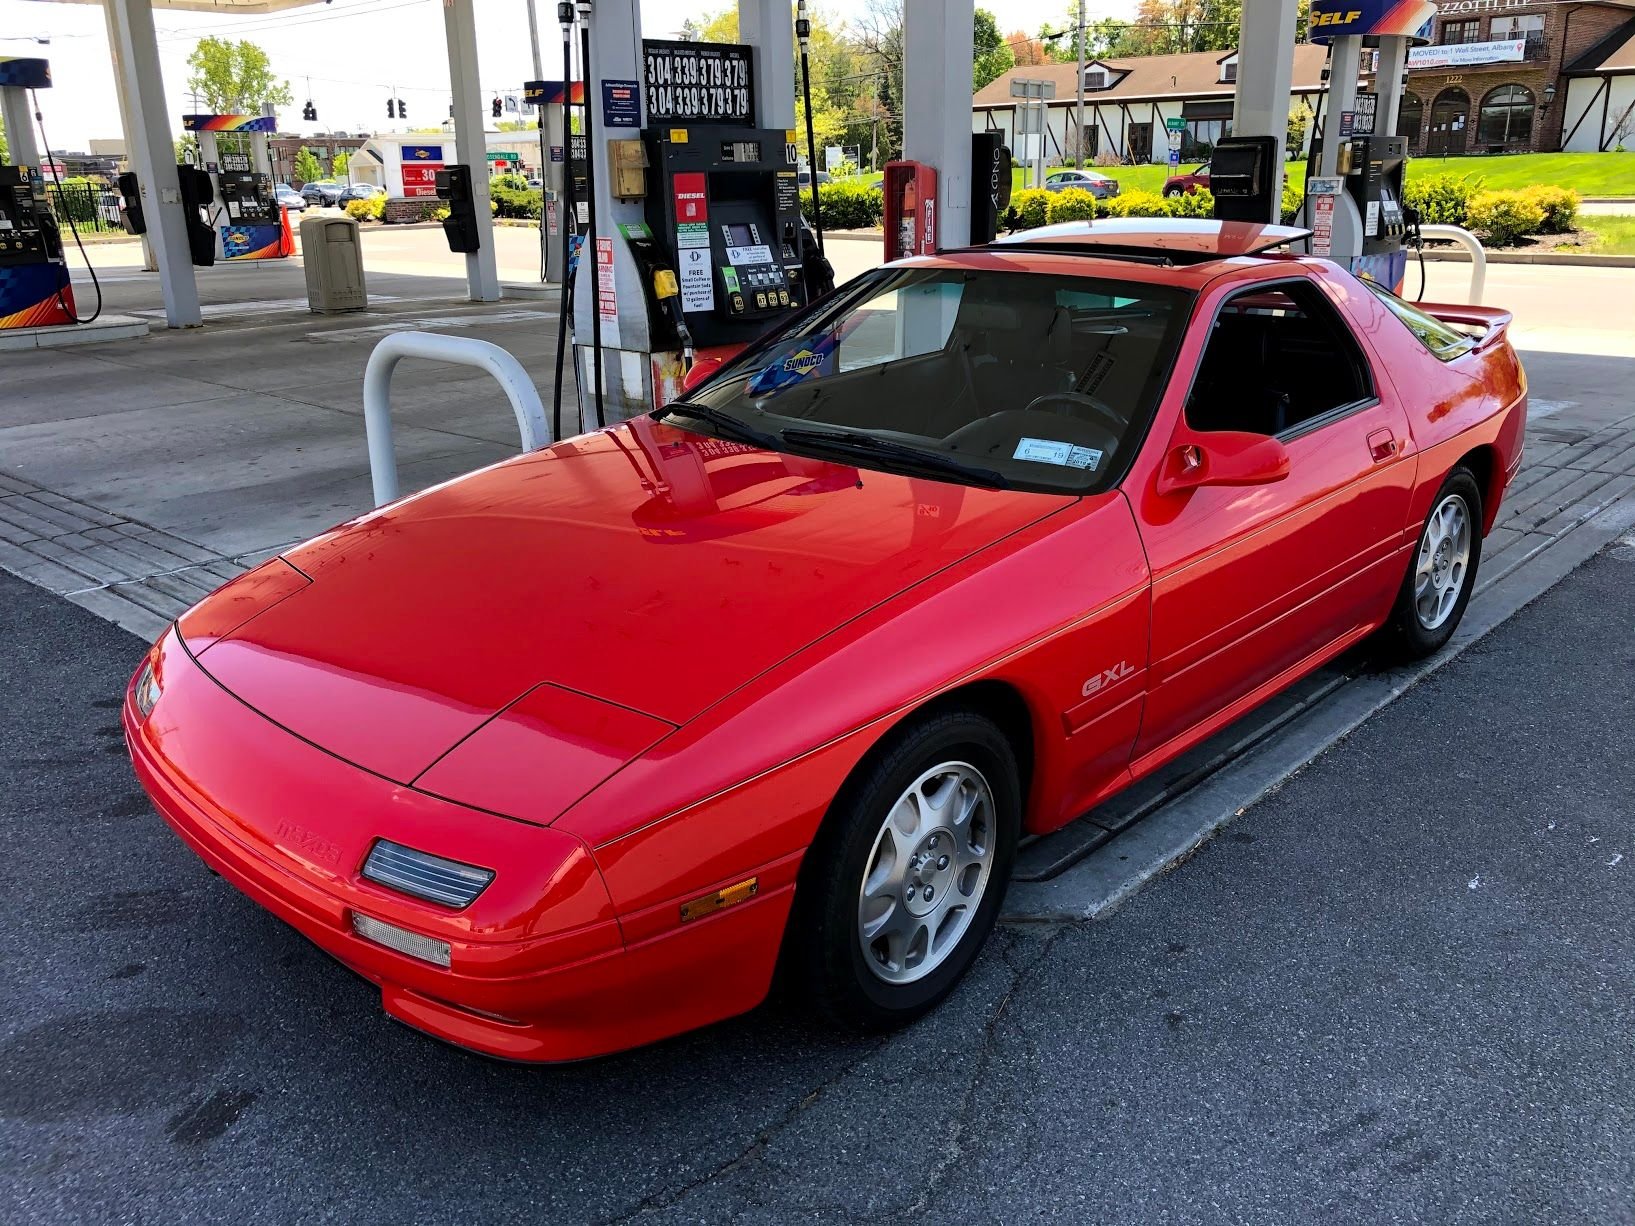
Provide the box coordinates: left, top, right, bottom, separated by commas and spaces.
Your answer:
1164, 162, 1211, 196
274, 184, 306, 212
300, 179, 343, 207
797, 169, 832, 188
338, 182, 383, 204
126, 218, 1526, 1064
1044, 167, 1121, 198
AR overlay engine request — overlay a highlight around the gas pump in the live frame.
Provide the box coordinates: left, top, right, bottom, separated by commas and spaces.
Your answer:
0, 56, 78, 330
1297, 0, 1434, 291
560, 32, 818, 410
182, 114, 294, 263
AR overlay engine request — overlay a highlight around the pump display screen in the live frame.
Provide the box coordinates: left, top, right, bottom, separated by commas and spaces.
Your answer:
724, 222, 756, 247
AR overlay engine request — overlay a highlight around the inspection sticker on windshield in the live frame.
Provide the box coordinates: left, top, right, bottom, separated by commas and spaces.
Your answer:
1013, 437, 1102, 469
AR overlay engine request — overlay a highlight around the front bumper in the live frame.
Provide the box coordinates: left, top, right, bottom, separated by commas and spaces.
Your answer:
124, 627, 793, 1062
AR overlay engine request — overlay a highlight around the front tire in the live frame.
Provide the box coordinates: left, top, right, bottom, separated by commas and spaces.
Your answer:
1383, 467, 1482, 659
790, 707, 1020, 1032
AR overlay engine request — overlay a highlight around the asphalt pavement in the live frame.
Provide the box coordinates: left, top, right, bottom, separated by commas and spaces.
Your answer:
2, 525, 1633, 1223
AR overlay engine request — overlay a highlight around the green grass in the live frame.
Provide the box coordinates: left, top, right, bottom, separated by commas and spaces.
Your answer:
1556, 214, 1635, 255
1404, 151, 1635, 197
861, 149, 1634, 200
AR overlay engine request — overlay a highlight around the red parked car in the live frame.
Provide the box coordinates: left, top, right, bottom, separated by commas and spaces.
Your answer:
1164, 162, 1211, 196
126, 219, 1526, 1062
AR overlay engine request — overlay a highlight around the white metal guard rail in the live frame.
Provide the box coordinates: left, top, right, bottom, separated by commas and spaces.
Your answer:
363, 330, 550, 507
1418, 225, 1487, 306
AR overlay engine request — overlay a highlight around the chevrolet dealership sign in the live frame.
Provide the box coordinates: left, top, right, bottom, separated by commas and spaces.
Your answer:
1408, 38, 1527, 69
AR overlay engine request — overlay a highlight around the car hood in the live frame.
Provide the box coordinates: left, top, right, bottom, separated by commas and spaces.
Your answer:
187, 418, 1068, 785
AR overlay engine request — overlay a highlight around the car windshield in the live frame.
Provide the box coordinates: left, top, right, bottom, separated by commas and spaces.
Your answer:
668, 266, 1193, 494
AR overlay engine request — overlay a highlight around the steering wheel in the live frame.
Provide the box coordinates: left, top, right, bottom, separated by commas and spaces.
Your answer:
1020, 391, 1126, 436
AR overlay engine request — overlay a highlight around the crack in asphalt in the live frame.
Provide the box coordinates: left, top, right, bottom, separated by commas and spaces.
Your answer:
887, 924, 1071, 1218
596, 1036, 890, 1226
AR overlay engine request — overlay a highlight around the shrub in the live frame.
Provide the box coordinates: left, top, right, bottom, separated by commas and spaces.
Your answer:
1520, 183, 1579, 234
490, 185, 542, 219
1466, 188, 1546, 246
803, 179, 883, 230
1102, 189, 1168, 218
1045, 187, 1098, 224
344, 198, 373, 221
1404, 173, 1480, 227
491, 172, 530, 191
1003, 187, 1050, 231
1167, 187, 1215, 218
1280, 181, 1304, 225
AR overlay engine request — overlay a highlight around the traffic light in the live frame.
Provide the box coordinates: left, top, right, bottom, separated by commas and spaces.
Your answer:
302, 100, 316, 122
386, 98, 396, 119
492, 96, 502, 118
399, 99, 407, 119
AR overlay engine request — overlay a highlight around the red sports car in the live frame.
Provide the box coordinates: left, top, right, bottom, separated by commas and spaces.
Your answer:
126, 220, 1527, 1062
1164, 162, 1211, 196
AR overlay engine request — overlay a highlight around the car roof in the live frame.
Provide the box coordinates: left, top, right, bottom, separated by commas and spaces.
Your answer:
916, 220, 1322, 288
992, 218, 1309, 258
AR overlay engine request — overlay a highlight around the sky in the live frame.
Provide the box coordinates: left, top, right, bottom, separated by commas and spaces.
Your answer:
0, 0, 1129, 153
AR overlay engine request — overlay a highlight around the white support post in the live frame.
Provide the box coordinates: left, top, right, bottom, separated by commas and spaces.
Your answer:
572, 0, 656, 422
1319, 36, 1362, 177
444, 0, 502, 301
1230, 0, 1299, 223
0, 88, 40, 167
100, 0, 154, 270
106, 0, 202, 328
738, 0, 796, 129
1374, 36, 1409, 138
903, 0, 974, 249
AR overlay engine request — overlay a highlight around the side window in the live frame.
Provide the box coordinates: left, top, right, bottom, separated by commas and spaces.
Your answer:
1185, 281, 1374, 437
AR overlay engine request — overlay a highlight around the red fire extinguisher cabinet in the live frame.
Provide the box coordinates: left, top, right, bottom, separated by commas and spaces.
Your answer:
882, 161, 938, 262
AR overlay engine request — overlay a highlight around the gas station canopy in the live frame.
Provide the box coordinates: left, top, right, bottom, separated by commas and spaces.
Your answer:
27, 0, 326, 12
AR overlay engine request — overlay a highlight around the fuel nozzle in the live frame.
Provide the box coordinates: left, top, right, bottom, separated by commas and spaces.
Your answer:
651, 268, 695, 369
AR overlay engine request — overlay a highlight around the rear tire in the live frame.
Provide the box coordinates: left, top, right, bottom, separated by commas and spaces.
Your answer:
789, 707, 1020, 1033
1382, 467, 1483, 660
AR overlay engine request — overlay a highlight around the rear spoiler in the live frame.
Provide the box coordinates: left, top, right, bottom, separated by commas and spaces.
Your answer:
1420, 302, 1513, 353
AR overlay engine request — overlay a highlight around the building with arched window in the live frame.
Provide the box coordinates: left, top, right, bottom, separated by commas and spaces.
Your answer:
1365, 0, 1635, 156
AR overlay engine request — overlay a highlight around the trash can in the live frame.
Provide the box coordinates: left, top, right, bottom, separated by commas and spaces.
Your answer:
300, 215, 367, 313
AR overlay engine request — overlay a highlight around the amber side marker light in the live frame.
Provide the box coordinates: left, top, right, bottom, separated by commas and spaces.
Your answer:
679, 878, 759, 923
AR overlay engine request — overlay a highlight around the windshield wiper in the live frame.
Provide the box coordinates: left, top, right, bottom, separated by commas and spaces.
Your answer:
659, 401, 782, 450
781, 427, 1007, 488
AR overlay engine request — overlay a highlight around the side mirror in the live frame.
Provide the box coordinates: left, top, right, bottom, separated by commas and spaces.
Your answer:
1156, 430, 1290, 496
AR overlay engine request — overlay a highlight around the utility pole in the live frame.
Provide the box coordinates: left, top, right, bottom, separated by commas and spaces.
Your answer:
524, 0, 544, 82
1075, 0, 1086, 167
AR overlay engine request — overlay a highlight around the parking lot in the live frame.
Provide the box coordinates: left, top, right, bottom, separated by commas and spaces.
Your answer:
3, 243, 1635, 1221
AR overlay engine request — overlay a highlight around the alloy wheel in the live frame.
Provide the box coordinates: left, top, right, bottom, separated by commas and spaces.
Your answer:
1415, 492, 1472, 631
856, 761, 995, 985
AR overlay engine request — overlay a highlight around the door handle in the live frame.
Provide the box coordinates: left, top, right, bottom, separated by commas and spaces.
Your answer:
1367, 428, 1398, 463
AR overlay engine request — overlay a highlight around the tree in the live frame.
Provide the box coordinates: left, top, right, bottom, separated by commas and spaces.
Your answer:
185, 37, 293, 116
0, 116, 7, 164
1090, 0, 1243, 57
973, 9, 1014, 90
331, 151, 350, 180
1008, 31, 1051, 66
293, 147, 323, 185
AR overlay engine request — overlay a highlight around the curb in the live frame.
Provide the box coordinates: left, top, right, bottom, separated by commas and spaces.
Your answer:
1421, 248, 1635, 268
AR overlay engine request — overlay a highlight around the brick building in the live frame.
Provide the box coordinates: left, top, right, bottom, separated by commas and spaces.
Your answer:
1365, 0, 1635, 156
267, 134, 371, 187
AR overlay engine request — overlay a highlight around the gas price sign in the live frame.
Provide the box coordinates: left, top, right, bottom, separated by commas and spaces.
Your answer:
642, 39, 755, 125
